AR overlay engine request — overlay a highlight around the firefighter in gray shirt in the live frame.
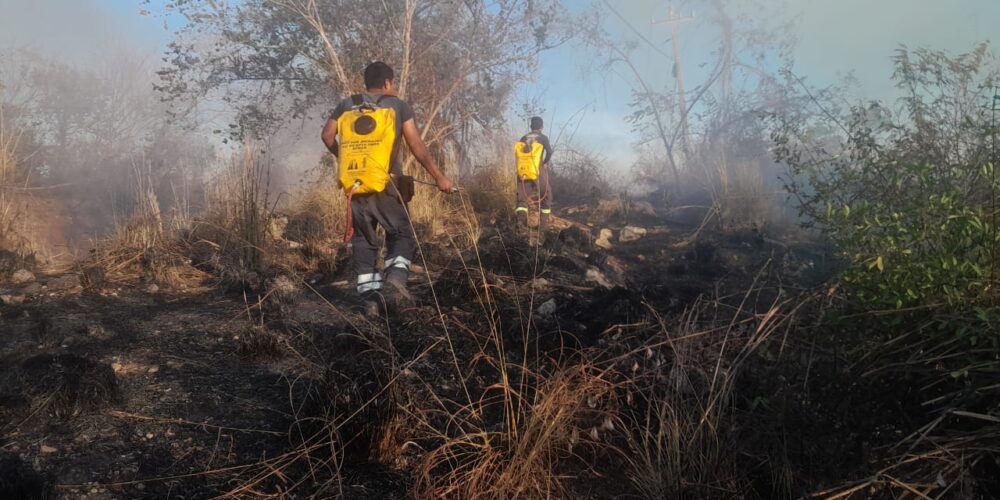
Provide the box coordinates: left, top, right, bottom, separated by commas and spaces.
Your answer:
322, 62, 453, 312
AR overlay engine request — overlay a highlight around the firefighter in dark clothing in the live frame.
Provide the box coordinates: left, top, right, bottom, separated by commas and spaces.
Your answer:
514, 116, 553, 230
321, 61, 453, 309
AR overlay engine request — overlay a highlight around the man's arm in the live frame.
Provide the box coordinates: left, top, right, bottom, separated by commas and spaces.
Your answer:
321, 118, 339, 157
401, 119, 453, 193
541, 135, 553, 165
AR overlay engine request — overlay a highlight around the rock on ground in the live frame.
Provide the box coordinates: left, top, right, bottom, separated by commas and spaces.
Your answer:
536, 298, 557, 316
595, 228, 614, 250
585, 268, 613, 289
1, 294, 25, 305
11, 269, 35, 284
619, 226, 647, 243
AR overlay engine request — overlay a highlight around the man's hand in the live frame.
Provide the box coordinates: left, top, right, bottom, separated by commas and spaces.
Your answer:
436, 176, 454, 193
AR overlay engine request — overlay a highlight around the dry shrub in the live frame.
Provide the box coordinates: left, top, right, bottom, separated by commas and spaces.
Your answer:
182, 145, 275, 288
549, 148, 612, 207
204, 145, 273, 270
0, 103, 33, 275
464, 164, 516, 214
413, 364, 615, 500
235, 325, 285, 360
283, 179, 344, 273
406, 183, 455, 239
87, 168, 193, 287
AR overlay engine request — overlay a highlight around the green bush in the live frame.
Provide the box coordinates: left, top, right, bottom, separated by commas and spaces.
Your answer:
775, 44, 1000, 339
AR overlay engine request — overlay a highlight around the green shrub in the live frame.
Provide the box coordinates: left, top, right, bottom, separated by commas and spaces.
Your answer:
775, 44, 1000, 339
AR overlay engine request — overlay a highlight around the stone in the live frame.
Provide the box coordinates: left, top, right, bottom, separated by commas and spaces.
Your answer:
585, 268, 613, 289
595, 228, 614, 250
536, 298, 557, 316
22, 282, 43, 295
0, 294, 25, 305
11, 269, 35, 284
531, 278, 551, 289
145, 284, 160, 294
619, 226, 647, 243
40, 444, 58, 454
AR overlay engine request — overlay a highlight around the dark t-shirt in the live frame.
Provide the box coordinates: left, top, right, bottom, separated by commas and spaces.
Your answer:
330, 92, 415, 176
519, 131, 553, 165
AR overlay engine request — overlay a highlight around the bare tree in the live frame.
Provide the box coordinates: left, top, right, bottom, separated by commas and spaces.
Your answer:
157, 0, 576, 176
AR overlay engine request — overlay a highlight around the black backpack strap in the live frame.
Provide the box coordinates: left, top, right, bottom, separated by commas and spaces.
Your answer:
350, 94, 363, 107
375, 94, 391, 106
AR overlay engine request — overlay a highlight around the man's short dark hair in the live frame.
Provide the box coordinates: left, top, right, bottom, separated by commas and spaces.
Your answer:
530, 116, 543, 130
364, 62, 394, 90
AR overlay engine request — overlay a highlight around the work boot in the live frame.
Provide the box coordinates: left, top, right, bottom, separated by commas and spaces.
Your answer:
359, 291, 383, 317
383, 269, 413, 307
515, 210, 529, 240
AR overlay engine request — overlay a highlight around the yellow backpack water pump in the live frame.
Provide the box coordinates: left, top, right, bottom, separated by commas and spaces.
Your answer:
514, 137, 543, 181
337, 95, 396, 194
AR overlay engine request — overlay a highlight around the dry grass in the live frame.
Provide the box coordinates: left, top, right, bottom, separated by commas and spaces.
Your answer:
464, 164, 517, 214
0, 102, 32, 273
619, 291, 796, 499
201, 144, 274, 275
412, 364, 616, 500
85, 164, 193, 287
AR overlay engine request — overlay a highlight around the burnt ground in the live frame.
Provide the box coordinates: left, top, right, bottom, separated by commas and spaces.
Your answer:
0, 204, 844, 499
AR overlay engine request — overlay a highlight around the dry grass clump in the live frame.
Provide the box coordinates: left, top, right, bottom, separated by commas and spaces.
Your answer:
817, 324, 1000, 498
281, 179, 344, 274
200, 145, 274, 274
617, 295, 794, 498
86, 174, 194, 288
413, 364, 616, 500
464, 164, 516, 214
235, 324, 285, 360
817, 420, 1000, 499
170, 145, 279, 290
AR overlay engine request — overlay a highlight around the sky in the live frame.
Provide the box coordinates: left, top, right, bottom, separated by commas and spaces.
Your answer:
1, 0, 998, 171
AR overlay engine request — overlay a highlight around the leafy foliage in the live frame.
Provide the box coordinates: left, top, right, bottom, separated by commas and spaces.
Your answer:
776, 44, 1000, 335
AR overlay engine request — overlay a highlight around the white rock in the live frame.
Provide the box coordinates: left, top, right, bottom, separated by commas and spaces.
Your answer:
536, 298, 557, 316
531, 278, 551, 289
585, 268, 613, 289
11, 269, 35, 284
595, 228, 614, 250
0, 294, 25, 305
619, 226, 647, 243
